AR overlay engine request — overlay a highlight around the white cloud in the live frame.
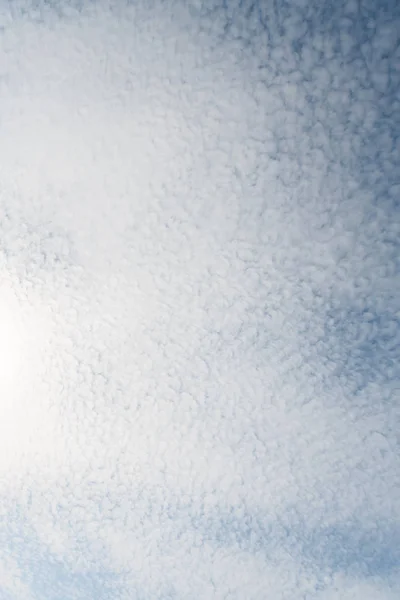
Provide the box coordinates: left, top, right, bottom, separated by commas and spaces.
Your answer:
0, 553, 33, 600
0, 0, 399, 599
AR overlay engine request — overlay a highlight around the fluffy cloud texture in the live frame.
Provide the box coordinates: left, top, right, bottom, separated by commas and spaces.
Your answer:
0, 0, 399, 598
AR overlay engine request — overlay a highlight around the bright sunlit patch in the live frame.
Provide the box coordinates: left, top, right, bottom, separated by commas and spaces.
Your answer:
0, 285, 33, 465
0, 287, 25, 388
0, 281, 55, 474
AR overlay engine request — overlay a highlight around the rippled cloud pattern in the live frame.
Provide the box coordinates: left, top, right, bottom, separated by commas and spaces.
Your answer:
0, 1, 399, 599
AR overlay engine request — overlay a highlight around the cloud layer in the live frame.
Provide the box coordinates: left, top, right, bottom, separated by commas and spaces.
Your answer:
0, 1, 399, 598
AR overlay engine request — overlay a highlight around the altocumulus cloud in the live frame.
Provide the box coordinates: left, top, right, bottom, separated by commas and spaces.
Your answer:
0, 0, 399, 598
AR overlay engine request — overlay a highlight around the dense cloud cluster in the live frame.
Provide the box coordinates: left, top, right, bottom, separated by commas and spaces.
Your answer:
0, 1, 399, 598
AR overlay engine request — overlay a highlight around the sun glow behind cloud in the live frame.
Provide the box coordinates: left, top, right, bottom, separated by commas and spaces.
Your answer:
0, 279, 56, 475
0, 286, 25, 389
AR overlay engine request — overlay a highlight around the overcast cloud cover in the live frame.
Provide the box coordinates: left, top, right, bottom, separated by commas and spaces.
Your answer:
0, 0, 399, 598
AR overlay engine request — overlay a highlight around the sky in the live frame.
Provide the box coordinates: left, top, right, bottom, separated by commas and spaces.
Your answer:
0, 0, 399, 598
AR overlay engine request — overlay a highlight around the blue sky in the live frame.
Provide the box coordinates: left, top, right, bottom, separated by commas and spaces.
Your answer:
0, 0, 399, 598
